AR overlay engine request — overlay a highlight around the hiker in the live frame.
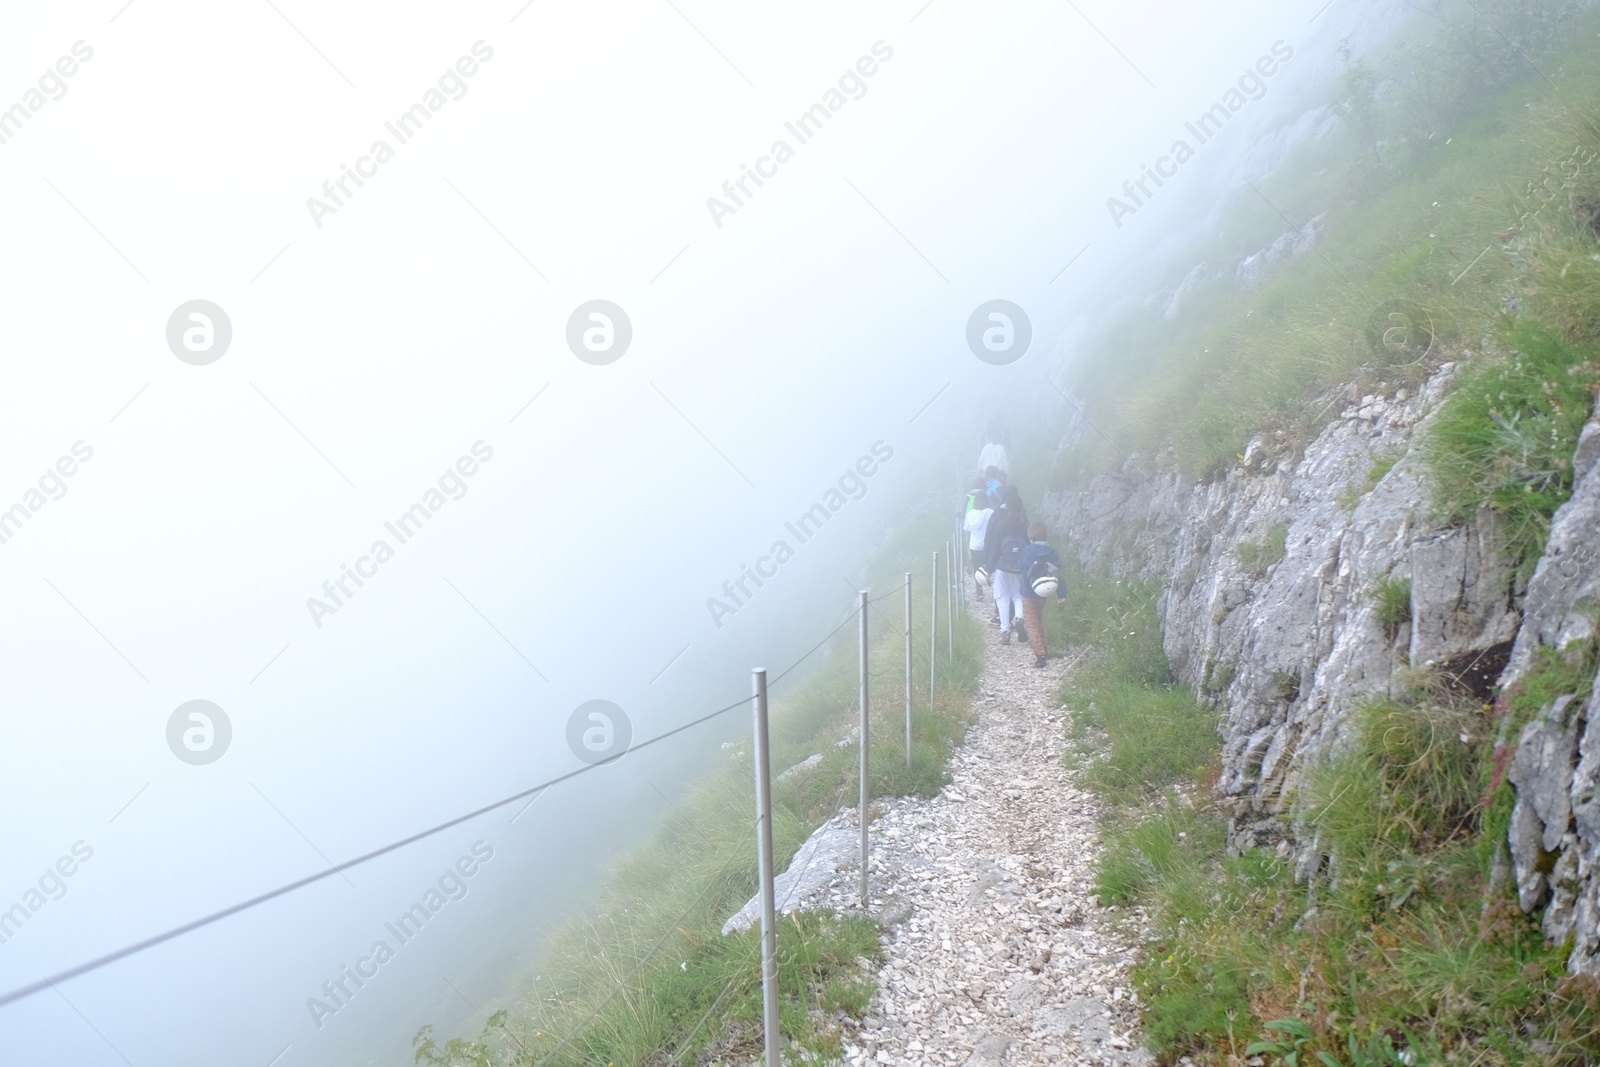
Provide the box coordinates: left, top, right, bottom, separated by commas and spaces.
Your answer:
963, 479, 994, 601
985, 486, 1029, 644
977, 470, 1007, 608
1016, 521, 1066, 668
978, 416, 1011, 475
963, 476, 989, 531
983, 466, 1006, 507
978, 437, 1009, 477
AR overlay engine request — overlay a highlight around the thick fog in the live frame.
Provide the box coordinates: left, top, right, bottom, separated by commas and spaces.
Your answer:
0, 1, 1409, 1063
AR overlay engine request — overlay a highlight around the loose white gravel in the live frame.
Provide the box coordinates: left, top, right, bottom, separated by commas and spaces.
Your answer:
767, 598, 1155, 1066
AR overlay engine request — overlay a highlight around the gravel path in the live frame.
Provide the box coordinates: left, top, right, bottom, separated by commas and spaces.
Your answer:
782, 598, 1153, 1066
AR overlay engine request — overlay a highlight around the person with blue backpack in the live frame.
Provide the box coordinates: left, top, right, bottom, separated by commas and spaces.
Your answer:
1016, 521, 1066, 667
985, 486, 1029, 645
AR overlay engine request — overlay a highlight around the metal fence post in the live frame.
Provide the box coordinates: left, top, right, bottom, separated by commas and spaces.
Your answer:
857, 590, 870, 908
751, 668, 780, 1067
946, 537, 954, 657
904, 573, 912, 770
929, 551, 937, 712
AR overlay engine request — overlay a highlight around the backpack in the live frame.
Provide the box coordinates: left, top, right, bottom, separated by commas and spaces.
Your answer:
1024, 554, 1057, 588
994, 532, 1028, 573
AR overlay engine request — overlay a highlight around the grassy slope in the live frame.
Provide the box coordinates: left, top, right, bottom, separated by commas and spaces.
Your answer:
1036, 557, 1600, 1063
1054, 0, 1600, 488
1043, 3, 1600, 1063
412, 499, 984, 1066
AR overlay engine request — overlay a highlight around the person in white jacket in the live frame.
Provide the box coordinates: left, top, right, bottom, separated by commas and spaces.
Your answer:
977, 439, 1009, 476
962, 481, 993, 601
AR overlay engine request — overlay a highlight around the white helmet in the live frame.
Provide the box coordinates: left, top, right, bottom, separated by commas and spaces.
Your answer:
974, 566, 990, 586
1031, 575, 1059, 599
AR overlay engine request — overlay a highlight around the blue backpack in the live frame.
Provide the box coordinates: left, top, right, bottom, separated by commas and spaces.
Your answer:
995, 533, 1028, 573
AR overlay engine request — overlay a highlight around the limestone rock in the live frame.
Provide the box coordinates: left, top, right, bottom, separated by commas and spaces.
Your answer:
1509, 695, 1582, 911
1043, 367, 1524, 861
1049, 374, 1600, 977
1495, 399, 1600, 964
721, 815, 859, 935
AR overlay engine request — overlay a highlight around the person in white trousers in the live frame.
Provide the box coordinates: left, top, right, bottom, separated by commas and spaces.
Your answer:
993, 568, 1025, 642
985, 486, 1028, 643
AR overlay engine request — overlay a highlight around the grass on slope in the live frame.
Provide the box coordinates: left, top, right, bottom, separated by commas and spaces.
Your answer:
412, 525, 983, 1066
1035, 5, 1600, 1062
1041, 563, 1218, 804
1427, 322, 1600, 576
1052, 1, 1600, 489
1056, 567, 1600, 1063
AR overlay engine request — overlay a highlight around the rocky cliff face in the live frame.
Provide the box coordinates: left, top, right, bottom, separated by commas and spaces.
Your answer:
1500, 413, 1600, 971
1044, 370, 1600, 966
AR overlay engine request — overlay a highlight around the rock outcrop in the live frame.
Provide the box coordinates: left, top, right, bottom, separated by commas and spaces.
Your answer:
1498, 413, 1600, 970
1045, 370, 1600, 962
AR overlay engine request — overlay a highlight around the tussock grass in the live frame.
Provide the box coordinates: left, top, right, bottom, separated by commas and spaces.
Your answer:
1077, 680, 1219, 802
1307, 697, 1485, 873
1370, 572, 1412, 632
1427, 323, 1600, 575
1067, 605, 1599, 1063
1049, 561, 1220, 803
1234, 523, 1288, 577
1095, 801, 1224, 908
414, 911, 881, 1067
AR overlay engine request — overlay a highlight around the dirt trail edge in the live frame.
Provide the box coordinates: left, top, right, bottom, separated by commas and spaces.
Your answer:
780, 598, 1154, 1066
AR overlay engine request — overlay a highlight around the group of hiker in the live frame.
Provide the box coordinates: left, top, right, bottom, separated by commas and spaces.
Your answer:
960, 429, 1065, 669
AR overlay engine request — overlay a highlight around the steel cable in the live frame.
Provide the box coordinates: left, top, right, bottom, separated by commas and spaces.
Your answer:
0, 577, 916, 1010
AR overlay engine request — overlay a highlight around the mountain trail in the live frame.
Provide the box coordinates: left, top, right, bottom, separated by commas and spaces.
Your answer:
783, 594, 1154, 1066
